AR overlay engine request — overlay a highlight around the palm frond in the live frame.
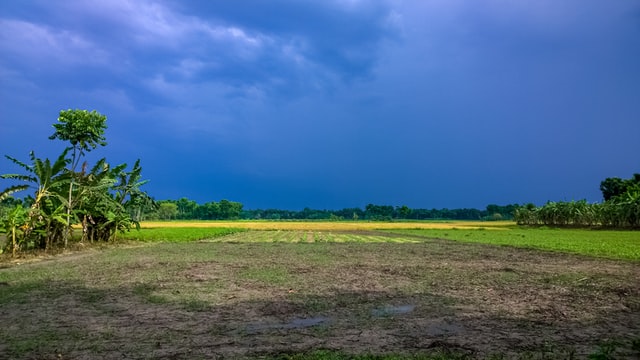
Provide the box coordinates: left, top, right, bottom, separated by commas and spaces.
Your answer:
51, 148, 71, 175
0, 185, 30, 201
4, 155, 33, 173
1, 174, 37, 183
89, 158, 109, 175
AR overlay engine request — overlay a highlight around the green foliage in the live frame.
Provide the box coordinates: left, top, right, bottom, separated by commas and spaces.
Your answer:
600, 174, 640, 201
0, 204, 28, 256
485, 204, 518, 220
1, 149, 71, 249
150, 200, 518, 221
397, 205, 412, 218
150, 198, 243, 220
387, 228, 640, 261
241, 205, 515, 221
3, 149, 71, 205
514, 195, 640, 229
0, 186, 29, 203
49, 109, 107, 159
514, 174, 640, 229
219, 199, 242, 219
365, 204, 394, 220
49, 109, 108, 246
0, 110, 151, 254
157, 202, 178, 220
588, 341, 619, 360
117, 227, 245, 242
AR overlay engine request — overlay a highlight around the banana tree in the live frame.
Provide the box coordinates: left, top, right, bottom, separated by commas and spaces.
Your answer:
81, 192, 130, 242
113, 159, 148, 205
72, 158, 119, 242
2, 149, 70, 208
612, 185, 640, 228
73, 159, 146, 242
0, 204, 28, 256
113, 159, 155, 226
1, 149, 70, 250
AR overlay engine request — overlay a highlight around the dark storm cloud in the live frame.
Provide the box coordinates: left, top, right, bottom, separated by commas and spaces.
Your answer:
0, 0, 398, 96
172, 0, 398, 77
1, 0, 639, 209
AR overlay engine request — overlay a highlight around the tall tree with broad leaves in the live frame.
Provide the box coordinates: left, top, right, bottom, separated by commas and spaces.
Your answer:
49, 109, 107, 247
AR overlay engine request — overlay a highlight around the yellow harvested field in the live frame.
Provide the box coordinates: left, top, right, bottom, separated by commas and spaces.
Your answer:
139, 220, 513, 231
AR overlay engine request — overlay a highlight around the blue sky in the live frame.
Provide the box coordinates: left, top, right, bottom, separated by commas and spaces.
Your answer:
1, 1, 639, 210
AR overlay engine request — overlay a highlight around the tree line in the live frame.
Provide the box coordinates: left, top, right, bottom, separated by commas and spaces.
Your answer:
514, 174, 640, 228
152, 198, 243, 220
139, 199, 518, 222
0, 110, 154, 255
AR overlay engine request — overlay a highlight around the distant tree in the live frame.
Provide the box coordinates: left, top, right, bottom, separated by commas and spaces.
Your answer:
157, 202, 178, 220
483, 204, 517, 220
127, 192, 157, 222
219, 199, 243, 219
176, 197, 197, 219
600, 177, 628, 201
199, 201, 221, 219
600, 174, 640, 201
397, 205, 412, 219
365, 204, 394, 220
329, 214, 343, 221
486, 204, 499, 215
489, 213, 503, 221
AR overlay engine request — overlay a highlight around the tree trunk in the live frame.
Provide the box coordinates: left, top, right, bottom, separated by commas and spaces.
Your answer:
11, 227, 16, 257
64, 180, 73, 248
81, 215, 88, 243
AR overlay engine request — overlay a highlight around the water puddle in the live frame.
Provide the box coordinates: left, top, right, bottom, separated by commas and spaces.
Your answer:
424, 319, 464, 336
246, 316, 330, 334
371, 304, 416, 317
244, 304, 463, 337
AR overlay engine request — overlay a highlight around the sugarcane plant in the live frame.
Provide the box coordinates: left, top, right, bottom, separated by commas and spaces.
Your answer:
514, 175, 640, 228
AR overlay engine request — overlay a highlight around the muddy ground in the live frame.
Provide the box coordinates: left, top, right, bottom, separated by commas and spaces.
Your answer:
0, 231, 638, 359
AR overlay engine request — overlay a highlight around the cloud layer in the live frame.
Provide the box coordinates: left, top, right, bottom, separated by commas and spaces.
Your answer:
1, 0, 639, 209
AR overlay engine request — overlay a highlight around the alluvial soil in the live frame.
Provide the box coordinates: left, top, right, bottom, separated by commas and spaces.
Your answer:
0, 231, 638, 359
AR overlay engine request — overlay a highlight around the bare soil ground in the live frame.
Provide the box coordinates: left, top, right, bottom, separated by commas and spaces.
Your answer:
0, 231, 638, 359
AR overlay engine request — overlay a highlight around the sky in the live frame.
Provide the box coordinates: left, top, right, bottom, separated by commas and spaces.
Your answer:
1, 0, 639, 210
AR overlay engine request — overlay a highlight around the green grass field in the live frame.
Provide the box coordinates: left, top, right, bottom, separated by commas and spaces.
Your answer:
119, 226, 246, 242
384, 227, 640, 261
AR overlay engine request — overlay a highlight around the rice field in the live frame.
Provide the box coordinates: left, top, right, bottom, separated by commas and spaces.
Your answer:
139, 220, 513, 231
